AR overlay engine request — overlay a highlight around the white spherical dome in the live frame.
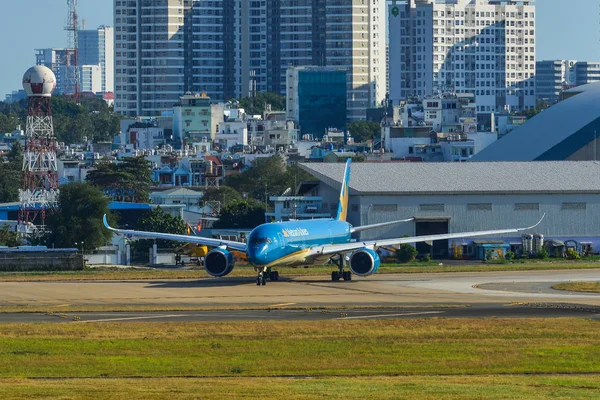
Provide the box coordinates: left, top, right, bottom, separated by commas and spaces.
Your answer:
22, 66, 56, 97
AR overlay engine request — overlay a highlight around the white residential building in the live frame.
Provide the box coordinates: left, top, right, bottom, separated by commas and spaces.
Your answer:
389, 0, 536, 120
80, 65, 102, 93
114, 0, 191, 117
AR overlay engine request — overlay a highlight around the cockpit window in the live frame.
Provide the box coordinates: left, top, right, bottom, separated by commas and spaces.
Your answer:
250, 237, 272, 245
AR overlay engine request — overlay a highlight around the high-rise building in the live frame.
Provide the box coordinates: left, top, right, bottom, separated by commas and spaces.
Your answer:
114, 0, 192, 117
79, 25, 114, 93
574, 62, 600, 86
286, 66, 348, 138
115, 0, 386, 119
389, 0, 536, 120
535, 60, 600, 103
80, 65, 103, 93
535, 60, 576, 103
35, 48, 76, 95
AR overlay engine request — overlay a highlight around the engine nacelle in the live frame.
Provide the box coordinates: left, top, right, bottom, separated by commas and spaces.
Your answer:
204, 248, 235, 277
348, 248, 380, 276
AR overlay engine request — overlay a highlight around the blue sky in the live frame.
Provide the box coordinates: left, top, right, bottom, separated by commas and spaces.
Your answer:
0, 0, 598, 98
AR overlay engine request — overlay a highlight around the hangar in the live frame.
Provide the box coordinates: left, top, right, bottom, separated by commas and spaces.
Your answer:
300, 161, 600, 258
472, 83, 600, 161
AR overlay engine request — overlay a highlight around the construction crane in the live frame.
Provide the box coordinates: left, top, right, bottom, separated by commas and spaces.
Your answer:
65, 0, 80, 104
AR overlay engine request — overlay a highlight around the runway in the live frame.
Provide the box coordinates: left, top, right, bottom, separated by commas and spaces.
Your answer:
0, 304, 598, 323
0, 269, 598, 322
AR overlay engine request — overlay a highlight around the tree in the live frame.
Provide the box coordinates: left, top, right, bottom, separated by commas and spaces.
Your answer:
43, 183, 113, 251
0, 224, 20, 247
347, 121, 381, 143
132, 207, 186, 250
225, 155, 313, 203
86, 157, 152, 203
396, 244, 418, 263
201, 185, 242, 208
0, 95, 121, 144
232, 92, 285, 115
0, 142, 23, 203
213, 199, 266, 229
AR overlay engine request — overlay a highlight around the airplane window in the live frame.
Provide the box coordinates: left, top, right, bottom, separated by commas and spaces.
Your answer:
251, 237, 271, 245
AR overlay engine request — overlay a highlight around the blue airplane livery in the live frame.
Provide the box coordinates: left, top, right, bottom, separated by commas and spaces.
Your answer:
104, 159, 543, 285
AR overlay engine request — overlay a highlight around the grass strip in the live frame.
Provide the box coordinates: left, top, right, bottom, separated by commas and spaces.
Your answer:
553, 281, 600, 293
0, 262, 599, 282
0, 319, 598, 380
1, 375, 600, 400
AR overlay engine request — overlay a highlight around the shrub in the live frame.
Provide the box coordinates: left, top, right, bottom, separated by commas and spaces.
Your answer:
537, 248, 549, 260
396, 244, 418, 263
565, 248, 580, 260
505, 251, 515, 260
422, 254, 431, 262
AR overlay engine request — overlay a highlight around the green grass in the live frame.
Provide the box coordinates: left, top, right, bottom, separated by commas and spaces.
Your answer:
0, 319, 599, 398
1, 375, 599, 400
553, 281, 600, 293
0, 260, 599, 282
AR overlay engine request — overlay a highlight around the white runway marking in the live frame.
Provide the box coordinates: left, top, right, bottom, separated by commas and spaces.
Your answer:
269, 302, 297, 307
336, 311, 444, 320
80, 314, 185, 323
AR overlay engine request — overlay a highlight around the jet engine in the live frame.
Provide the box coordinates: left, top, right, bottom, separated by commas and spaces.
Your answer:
348, 248, 380, 276
204, 248, 235, 277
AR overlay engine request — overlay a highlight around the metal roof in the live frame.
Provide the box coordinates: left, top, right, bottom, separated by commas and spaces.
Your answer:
471, 83, 600, 161
299, 161, 600, 195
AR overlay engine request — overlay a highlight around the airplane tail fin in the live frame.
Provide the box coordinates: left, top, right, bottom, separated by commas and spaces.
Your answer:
335, 158, 352, 221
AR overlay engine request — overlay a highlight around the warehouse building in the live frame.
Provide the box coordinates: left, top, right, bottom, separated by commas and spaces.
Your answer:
300, 161, 600, 258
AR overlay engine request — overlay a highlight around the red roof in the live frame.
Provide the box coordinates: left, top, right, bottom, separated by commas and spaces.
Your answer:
204, 156, 222, 165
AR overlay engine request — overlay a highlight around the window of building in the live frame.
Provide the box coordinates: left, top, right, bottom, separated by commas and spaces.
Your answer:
467, 203, 492, 211
419, 204, 445, 212
515, 203, 539, 211
561, 202, 586, 210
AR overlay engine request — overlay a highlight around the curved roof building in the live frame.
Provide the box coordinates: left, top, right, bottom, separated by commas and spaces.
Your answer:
471, 83, 600, 161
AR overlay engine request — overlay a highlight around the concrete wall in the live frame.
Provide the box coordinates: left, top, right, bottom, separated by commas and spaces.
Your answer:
0, 252, 83, 271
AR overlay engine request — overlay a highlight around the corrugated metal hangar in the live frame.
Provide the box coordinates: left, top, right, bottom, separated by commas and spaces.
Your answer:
300, 161, 600, 258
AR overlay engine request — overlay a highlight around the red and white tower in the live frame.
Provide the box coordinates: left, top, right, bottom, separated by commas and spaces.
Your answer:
19, 66, 59, 228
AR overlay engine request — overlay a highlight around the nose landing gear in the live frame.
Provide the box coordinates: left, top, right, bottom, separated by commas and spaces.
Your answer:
255, 267, 279, 286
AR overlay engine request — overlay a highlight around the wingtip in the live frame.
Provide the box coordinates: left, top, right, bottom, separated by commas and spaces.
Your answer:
525, 213, 545, 231
103, 214, 111, 230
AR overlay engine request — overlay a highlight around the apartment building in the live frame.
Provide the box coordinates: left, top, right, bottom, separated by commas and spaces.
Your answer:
114, 0, 192, 117
389, 0, 536, 120
535, 60, 576, 103
35, 48, 76, 95
535, 60, 600, 103
115, 0, 386, 120
79, 25, 115, 93
574, 62, 600, 86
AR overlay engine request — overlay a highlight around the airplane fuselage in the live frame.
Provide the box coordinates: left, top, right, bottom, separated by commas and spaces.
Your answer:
246, 218, 352, 267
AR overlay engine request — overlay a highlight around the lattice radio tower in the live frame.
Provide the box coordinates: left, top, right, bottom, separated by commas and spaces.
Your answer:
65, 0, 80, 104
19, 66, 60, 230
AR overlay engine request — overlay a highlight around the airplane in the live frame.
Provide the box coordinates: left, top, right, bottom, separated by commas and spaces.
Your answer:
103, 159, 544, 286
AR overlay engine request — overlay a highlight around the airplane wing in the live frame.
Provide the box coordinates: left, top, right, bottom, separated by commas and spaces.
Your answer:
350, 217, 414, 233
103, 215, 247, 252
308, 214, 545, 258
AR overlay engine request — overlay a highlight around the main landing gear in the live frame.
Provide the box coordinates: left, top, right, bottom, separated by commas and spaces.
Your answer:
256, 267, 279, 286
330, 254, 352, 282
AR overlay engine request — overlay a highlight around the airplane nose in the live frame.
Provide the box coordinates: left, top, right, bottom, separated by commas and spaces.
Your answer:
249, 245, 270, 265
